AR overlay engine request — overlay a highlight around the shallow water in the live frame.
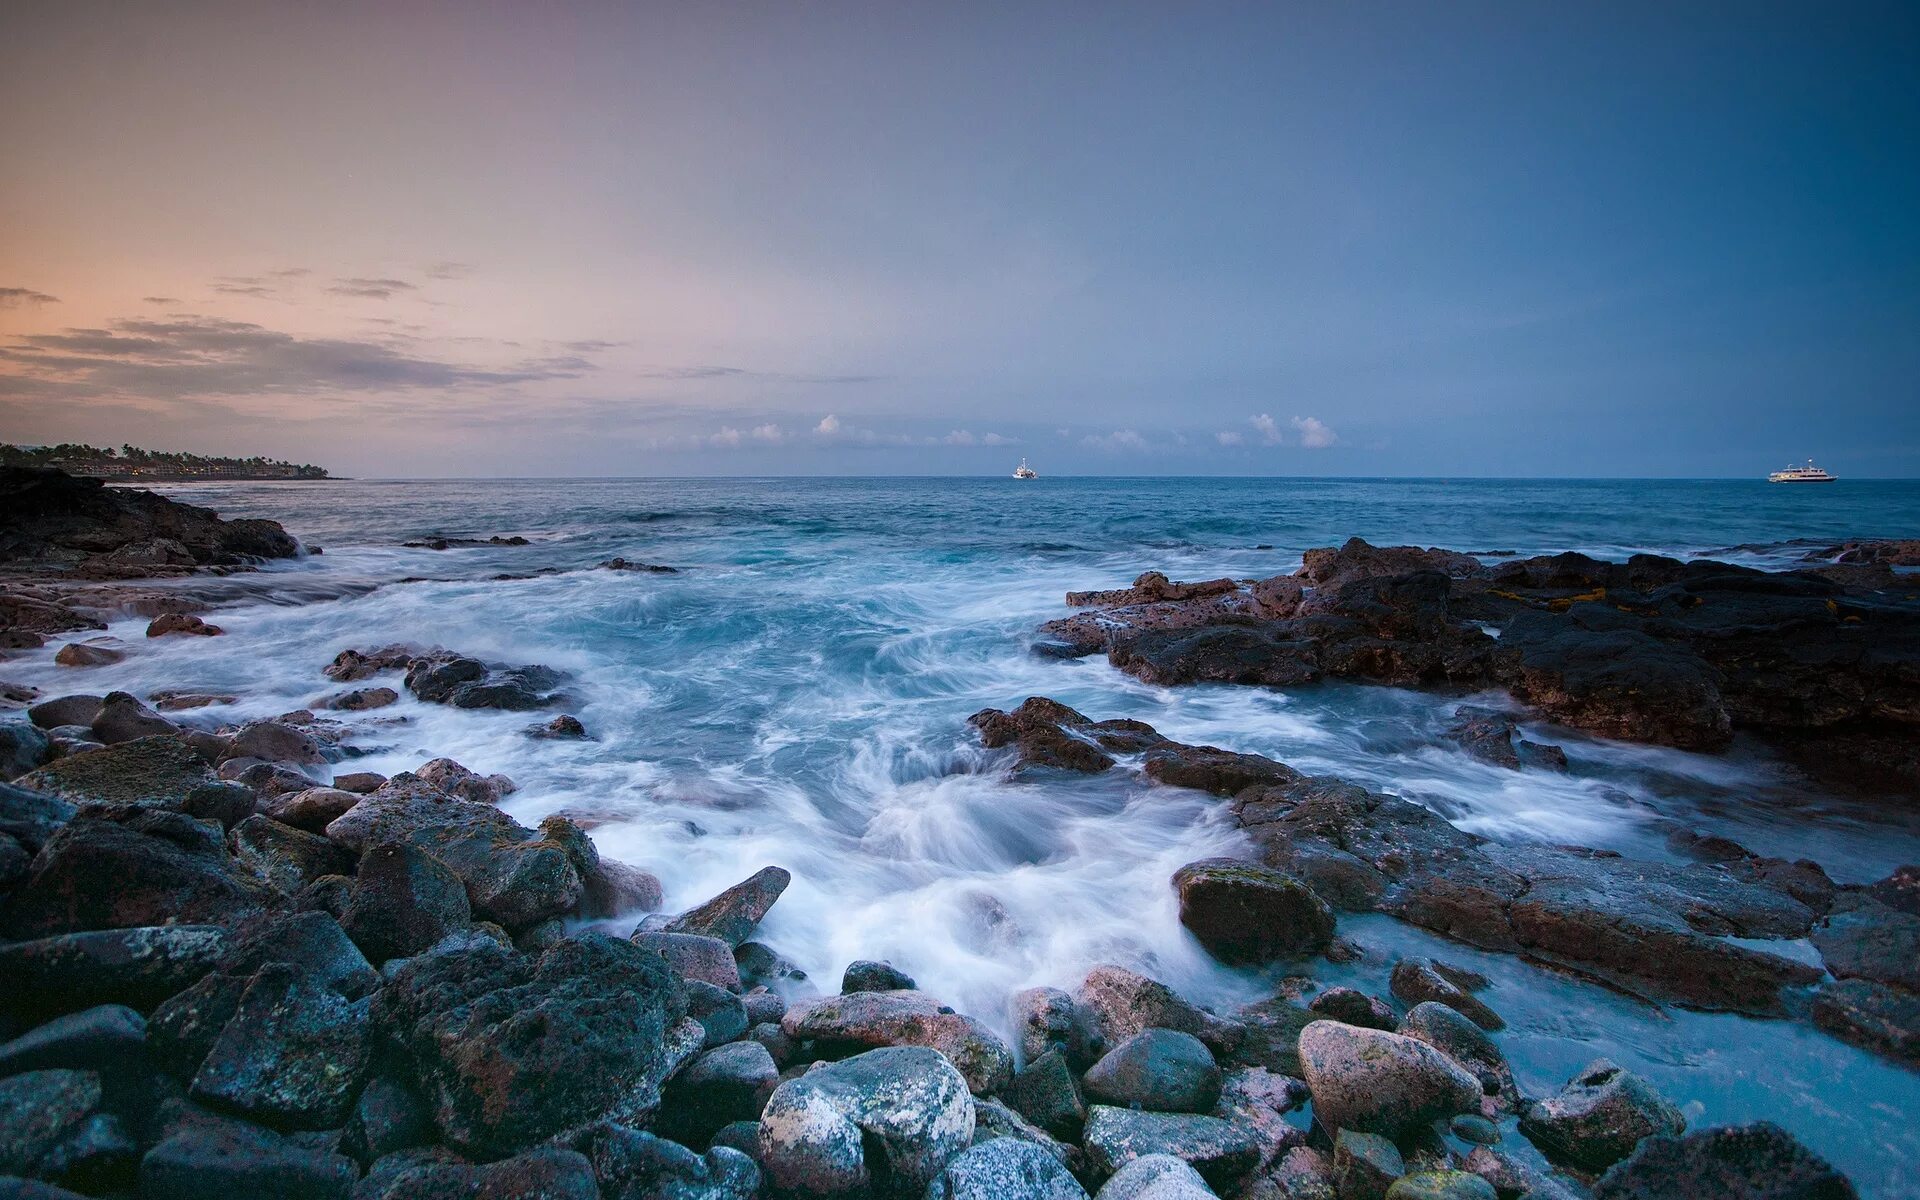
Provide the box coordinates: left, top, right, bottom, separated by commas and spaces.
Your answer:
10, 476, 1919, 1194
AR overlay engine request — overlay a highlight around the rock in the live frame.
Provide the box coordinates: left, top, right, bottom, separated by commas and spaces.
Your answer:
758, 1046, 972, 1198
1389, 960, 1503, 1031
377, 1146, 599, 1199
1143, 745, 1302, 797
1592, 1122, 1856, 1200
0, 925, 227, 1025
340, 1075, 431, 1167
147, 613, 222, 637
1809, 978, 1920, 1065
223, 759, 319, 800
220, 910, 378, 1001
0, 1069, 104, 1179
663, 1041, 780, 1144
1081, 1107, 1263, 1188
4, 808, 274, 939
148, 972, 249, 1079
968, 698, 1154, 773
0, 1005, 146, 1077
371, 934, 687, 1157
324, 645, 416, 683
414, 758, 508, 804
1519, 1059, 1685, 1173
331, 771, 386, 794
1082, 1029, 1222, 1114
1305, 988, 1395, 1031
1449, 1115, 1499, 1145
737, 941, 811, 990
86, 692, 179, 744
1384, 1172, 1497, 1200
686, 979, 750, 1046
1811, 895, 1920, 992
1295, 1022, 1479, 1140
1458, 1147, 1580, 1200
226, 721, 328, 769
1172, 860, 1335, 965
229, 815, 354, 894
16, 736, 255, 827
1496, 618, 1730, 750
190, 963, 372, 1128
970, 1097, 1076, 1168
1095, 1154, 1216, 1200
1331, 1130, 1403, 1200
317, 687, 398, 712
151, 690, 237, 711
581, 857, 664, 919
139, 1116, 356, 1200
262, 787, 362, 834
1009, 986, 1099, 1071
0, 467, 298, 567
0, 720, 51, 779
53, 643, 123, 668
27, 696, 104, 731
1077, 965, 1241, 1057
633, 931, 744, 991
324, 773, 581, 930
527, 714, 590, 739
404, 653, 564, 711
1395, 1004, 1514, 1105
843, 960, 916, 993
665, 866, 792, 946
570, 1122, 759, 1200
339, 843, 473, 964
1002, 1050, 1087, 1141
928, 1138, 1089, 1200
780, 990, 1014, 1095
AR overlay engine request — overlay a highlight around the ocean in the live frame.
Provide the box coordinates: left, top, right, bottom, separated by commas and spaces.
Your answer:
11, 475, 1920, 1192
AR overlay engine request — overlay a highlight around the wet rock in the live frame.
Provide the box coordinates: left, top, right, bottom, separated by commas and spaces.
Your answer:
634, 931, 745, 991
324, 645, 416, 683
1296, 1021, 1479, 1140
1809, 978, 1920, 1065
190, 963, 371, 1128
1081, 1107, 1262, 1188
224, 758, 320, 800
1009, 986, 1099, 1071
1519, 1059, 1686, 1173
1443, 708, 1565, 772
4, 808, 274, 939
332, 771, 386, 794
263, 787, 363, 834
528, 714, 590, 739
1143, 744, 1303, 797
147, 612, 222, 637
1389, 959, 1503, 1031
0, 925, 227, 1025
1083, 1029, 1222, 1114
1396, 1003, 1514, 1106
0, 720, 51, 779
28, 695, 104, 731
229, 814, 353, 894
53, 642, 124, 668
1094, 1154, 1216, 1200
17, 736, 255, 827
1212, 1067, 1307, 1172
663, 1041, 780, 1144
784, 989, 1014, 1095
140, 1115, 356, 1199
570, 1121, 759, 1200
737, 941, 811, 990
1384, 1172, 1496, 1200
317, 687, 399, 712
1299, 540, 1484, 591
1003, 1049, 1087, 1141
1107, 624, 1324, 689
686, 979, 750, 1046
929, 1138, 1089, 1200
1449, 1115, 1499, 1146
340, 843, 473, 964
404, 653, 564, 711
1305, 988, 1395, 1031
757, 1046, 973, 1199
971, 1097, 1077, 1169
372, 934, 687, 1157
151, 690, 238, 711
225, 721, 329, 769
0, 1004, 145, 1076
414, 757, 508, 804
1173, 859, 1335, 965
0, 466, 298, 567
1496, 617, 1730, 750
1078, 965, 1242, 1058
968, 698, 1143, 773
1458, 1147, 1580, 1200
86, 692, 178, 744
0, 1069, 103, 1179
1329, 1129, 1402, 1200
843, 960, 916, 993
1591, 1121, 1856, 1200
665, 866, 792, 945
1811, 894, 1920, 992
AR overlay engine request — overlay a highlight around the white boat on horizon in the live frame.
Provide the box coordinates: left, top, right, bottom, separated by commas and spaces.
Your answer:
1013, 458, 1037, 479
1768, 459, 1835, 483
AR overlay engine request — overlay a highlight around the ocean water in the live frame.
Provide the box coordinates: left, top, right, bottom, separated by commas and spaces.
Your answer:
11, 476, 1920, 1193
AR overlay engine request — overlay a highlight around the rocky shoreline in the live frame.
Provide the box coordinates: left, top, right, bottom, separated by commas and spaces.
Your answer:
0, 473, 1911, 1199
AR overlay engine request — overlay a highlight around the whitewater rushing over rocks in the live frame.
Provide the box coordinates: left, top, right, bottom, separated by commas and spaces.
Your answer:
1, 473, 1918, 1198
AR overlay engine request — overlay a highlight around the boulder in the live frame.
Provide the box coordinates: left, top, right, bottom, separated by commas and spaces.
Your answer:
928, 1138, 1089, 1200
371, 934, 687, 1157
376, 1146, 599, 1199
1811, 895, 1920, 993
316, 687, 398, 712
1009, 986, 1099, 1071
1077, 965, 1241, 1057
331, 771, 386, 794
86, 692, 178, 744
662, 1041, 781, 1145
685, 979, 750, 1046
1519, 1059, 1685, 1173
0, 720, 51, 780
780, 990, 1014, 1095
1388, 959, 1503, 1031
1143, 745, 1302, 797
633, 931, 744, 992
968, 698, 1165, 773
403, 653, 564, 711
0, 1069, 106, 1180
1592, 1122, 1856, 1200
1809, 978, 1920, 1065
341, 1075, 432, 1167
0, 1005, 146, 1077
1305, 988, 1395, 1031
1002, 1049, 1087, 1141
1331, 1130, 1403, 1200
218, 910, 378, 1000
1094, 1154, 1216, 1200
190, 963, 372, 1128
414, 757, 509, 804
147, 613, 222, 637
528, 714, 590, 739
758, 1046, 973, 1199
139, 1116, 356, 1200
1080, 1107, 1263, 1188
229, 815, 353, 894
843, 960, 916, 993
665, 866, 792, 945
1295, 1022, 1479, 1140
339, 843, 473, 964
1082, 1029, 1222, 1114
570, 1122, 759, 1200
1172, 860, 1335, 965
1384, 1173, 1497, 1200
1395, 1003, 1514, 1105
148, 972, 250, 1079
27, 696, 104, 731
324, 645, 416, 683
261, 787, 362, 834
225, 721, 328, 769
16, 736, 255, 827
53, 643, 124, 668
0, 925, 227, 1024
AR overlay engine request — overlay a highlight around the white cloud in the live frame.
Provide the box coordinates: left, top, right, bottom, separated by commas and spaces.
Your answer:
944, 429, 976, 446
982, 432, 1016, 446
1216, 430, 1244, 446
1082, 429, 1149, 453
708, 427, 742, 447
1291, 415, 1337, 448
750, 423, 784, 443
814, 414, 841, 435
1250, 413, 1283, 445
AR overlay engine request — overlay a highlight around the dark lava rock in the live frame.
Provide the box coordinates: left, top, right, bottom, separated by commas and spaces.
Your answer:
1497, 617, 1731, 750
16, 736, 254, 827
757, 1046, 973, 1199
190, 963, 372, 1128
1082, 1029, 1222, 1114
1389, 958, 1504, 1031
1172, 859, 1335, 965
217, 911, 376, 1001
928, 1138, 1089, 1200
665, 865, 791, 946
376, 1145, 599, 1199
1305, 987, 1396, 1030
87, 692, 179, 744
139, 1115, 355, 1200
1443, 707, 1567, 772
261, 787, 362, 834
4, 808, 274, 939
571, 1121, 759, 1200
1520, 1059, 1686, 1173
528, 714, 590, 739
1080, 1106, 1263, 1187
371, 934, 687, 1157
0, 925, 227, 1024
1142, 743, 1302, 797
317, 687, 398, 712
341, 1075, 432, 1167
842, 960, 916, 993
601, 557, 679, 573
1002, 1049, 1087, 1141
340, 842, 475, 965
661, 1040, 779, 1144
229, 815, 353, 895
0, 720, 52, 780
1809, 978, 1920, 1065
403, 653, 564, 711
1296, 1021, 1479, 1140
0, 1005, 146, 1077
780, 989, 1014, 1095
0, 467, 298, 569
1592, 1121, 1856, 1200
0, 1068, 104, 1180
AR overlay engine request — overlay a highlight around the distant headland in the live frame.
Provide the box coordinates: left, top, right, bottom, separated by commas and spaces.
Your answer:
0, 442, 330, 481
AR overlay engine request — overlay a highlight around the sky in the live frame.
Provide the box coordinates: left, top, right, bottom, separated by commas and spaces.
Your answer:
1, 2, 1916, 478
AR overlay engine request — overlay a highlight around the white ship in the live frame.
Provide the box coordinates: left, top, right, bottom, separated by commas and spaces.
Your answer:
1768, 459, 1835, 483
1012, 458, 1038, 479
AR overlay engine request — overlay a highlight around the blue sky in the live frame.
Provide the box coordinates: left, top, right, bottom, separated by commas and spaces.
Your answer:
1, 2, 1915, 476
